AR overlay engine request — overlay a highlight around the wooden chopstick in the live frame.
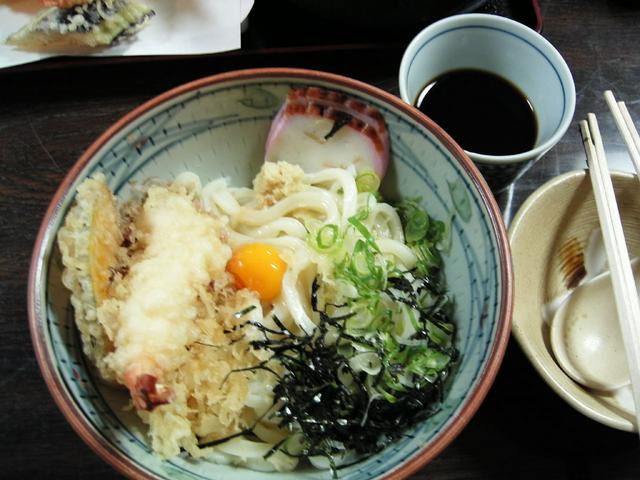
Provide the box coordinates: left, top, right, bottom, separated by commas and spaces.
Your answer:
604, 90, 640, 178
580, 115, 640, 433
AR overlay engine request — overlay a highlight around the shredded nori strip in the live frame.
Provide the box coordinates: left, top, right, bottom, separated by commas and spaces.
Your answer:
324, 112, 352, 140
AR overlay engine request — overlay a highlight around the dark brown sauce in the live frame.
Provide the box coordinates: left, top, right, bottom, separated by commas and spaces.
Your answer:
559, 237, 586, 289
415, 69, 538, 156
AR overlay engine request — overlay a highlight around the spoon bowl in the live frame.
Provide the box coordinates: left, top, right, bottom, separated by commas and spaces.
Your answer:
550, 259, 640, 392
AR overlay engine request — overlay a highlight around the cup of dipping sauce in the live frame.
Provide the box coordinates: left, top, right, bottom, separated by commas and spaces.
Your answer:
399, 13, 576, 193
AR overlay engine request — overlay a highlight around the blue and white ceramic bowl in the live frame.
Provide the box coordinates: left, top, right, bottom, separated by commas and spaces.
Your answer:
28, 68, 512, 479
399, 14, 576, 193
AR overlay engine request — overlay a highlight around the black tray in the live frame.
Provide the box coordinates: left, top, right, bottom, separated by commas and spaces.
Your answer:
241, 0, 542, 53
1, 0, 541, 74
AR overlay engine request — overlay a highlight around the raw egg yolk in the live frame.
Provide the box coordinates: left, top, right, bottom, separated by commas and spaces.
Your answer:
226, 243, 287, 301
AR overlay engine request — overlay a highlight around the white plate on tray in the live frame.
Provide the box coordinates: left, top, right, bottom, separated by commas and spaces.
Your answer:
0, 0, 254, 69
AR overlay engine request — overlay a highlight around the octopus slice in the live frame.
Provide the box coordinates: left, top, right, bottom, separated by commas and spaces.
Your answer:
265, 87, 390, 178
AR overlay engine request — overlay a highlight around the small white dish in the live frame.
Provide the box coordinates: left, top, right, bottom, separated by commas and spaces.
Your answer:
0, 0, 252, 69
241, 0, 254, 32
399, 14, 576, 192
509, 170, 640, 432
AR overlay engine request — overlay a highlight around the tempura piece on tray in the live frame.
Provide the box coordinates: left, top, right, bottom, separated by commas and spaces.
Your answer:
6, 0, 155, 50
42, 0, 87, 7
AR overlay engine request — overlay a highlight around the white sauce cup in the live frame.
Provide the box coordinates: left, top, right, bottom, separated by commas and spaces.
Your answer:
399, 14, 576, 193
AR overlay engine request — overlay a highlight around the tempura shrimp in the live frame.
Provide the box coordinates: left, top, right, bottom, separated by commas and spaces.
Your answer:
100, 183, 232, 411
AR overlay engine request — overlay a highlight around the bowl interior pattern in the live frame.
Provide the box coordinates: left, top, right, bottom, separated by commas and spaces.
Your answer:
33, 72, 509, 479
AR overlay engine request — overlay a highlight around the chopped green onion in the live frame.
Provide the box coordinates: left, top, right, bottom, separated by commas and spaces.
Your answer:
408, 348, 451, 374
426, 320, 452, 346
416, 243, 439, 273
405, 209, 429, 243
355, 170, 381, 193
348, 214, 380, 252
317, 224, 339, 249
378, 387, 398, 403
351, 240, 372, 277
353, 205, 370, 222
405, 304, 422, 332
347, 240, 384, 290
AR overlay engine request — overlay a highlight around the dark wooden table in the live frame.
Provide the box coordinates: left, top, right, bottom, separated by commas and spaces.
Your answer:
2, 0, 639, 478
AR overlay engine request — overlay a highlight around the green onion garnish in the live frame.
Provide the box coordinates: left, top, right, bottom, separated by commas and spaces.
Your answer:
355, 170, 381, 193
404, 208, 429, 243
317, 224, 339, 249
351, 240, 372, 277
348, 214, 380, 253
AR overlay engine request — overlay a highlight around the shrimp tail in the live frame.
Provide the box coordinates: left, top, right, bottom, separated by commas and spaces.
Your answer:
129, 374, 173, 411
124, 360, 174, 411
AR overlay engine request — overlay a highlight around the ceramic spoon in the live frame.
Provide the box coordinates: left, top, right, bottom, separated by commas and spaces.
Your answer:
550, 258, 640, 391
